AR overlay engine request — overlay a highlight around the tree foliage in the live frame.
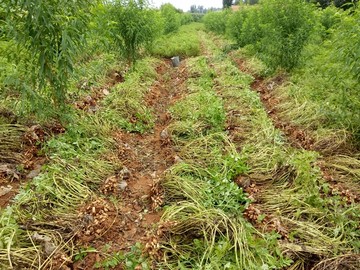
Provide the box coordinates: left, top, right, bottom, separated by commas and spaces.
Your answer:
0, 4, 5, 36
3, 0, 94, 108
290, 5, 360, 138
310, 0, 358, 9
203, 10, 231, 35
243, 0, 259, 4
160, 3, 181, 34
227, 0, 314, 71
334, 8, 360, 82
108, 0, 162, 65
259, 0, 315, 70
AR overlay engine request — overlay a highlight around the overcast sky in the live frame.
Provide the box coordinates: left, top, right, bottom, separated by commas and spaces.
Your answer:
150, 0, 223, 12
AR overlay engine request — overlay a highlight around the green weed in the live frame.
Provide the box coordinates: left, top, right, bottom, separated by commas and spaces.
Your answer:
73, 246, 97, 262
160, 3, 181, 34
167, 55, 225, 145
95, 243, 150, 270
4, 0, 94, 108
0, 56, 159, 268
158, 29, 292, 269
169, 91, 225, 136
108, 0, 162, 65
284, 7, 360, 141
224, 0, 315, 71
160, 203, 291, 269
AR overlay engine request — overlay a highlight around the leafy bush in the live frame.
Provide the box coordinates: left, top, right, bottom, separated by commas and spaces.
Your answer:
191, 13, 205, 22
160, 3, 181, 34
0, 5, 5, 37
0, 41, 14, 86
226, 0, 315, 71
333, 9, 360, 82
293, 6, 360, 139
240, 8, 264, 48
258, 0, 315, 71
3, 0, 93, 108
312, 0, 357, 9
108, 0, 162, 65
318, 5, 343, 32
227, 7, 262, 47
85, 3, 116, 55
180, 12, 194, 25
203, 10, 230, 35
225, 1, 360, 140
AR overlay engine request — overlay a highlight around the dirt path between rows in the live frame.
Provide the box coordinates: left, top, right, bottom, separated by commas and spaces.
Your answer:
73, 60, 188, 270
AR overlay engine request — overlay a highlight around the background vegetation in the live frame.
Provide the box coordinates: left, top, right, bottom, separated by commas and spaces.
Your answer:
3, 0, 94, 110
205, 0, 360, 142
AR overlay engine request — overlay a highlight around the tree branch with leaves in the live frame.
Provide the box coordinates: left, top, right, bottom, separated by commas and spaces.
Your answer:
3, 0, 95, 110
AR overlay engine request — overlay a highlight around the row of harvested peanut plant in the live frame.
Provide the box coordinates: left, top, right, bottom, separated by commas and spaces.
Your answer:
1, 0, 359, 269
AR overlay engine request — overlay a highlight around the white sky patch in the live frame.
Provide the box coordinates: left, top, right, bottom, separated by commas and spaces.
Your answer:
149, 0, 223, 12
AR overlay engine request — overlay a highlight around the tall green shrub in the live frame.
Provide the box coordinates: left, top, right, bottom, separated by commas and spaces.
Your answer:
86, 3, 114, 54
108, 0, 162, 65
318, 5, 343, 31
203, 10, 231, 35
333, 8, 360, 81
3, 0, 93, 108
225, 0, 315, 71
287, 6, 360, 139
227, 10, 248, 44
241, 8, 263, 47
227, 7, 262, 47
258, 0, 315, 71
311, 0, 358, 9
160, 3, 181, 34
325, 7, 360, 135
314, 9, 360, 131
223, 0, 233, 8
180, 13, 194, 25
